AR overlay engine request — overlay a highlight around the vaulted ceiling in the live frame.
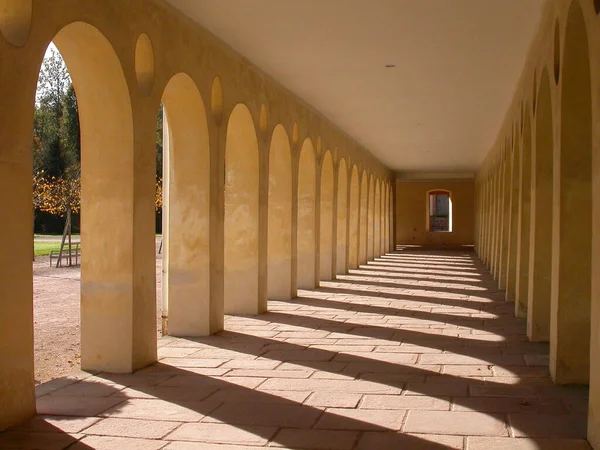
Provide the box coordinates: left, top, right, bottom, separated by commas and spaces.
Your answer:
166, 0, 545, 172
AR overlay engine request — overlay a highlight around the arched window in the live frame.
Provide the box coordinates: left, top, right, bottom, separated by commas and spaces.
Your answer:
427, 190, 452, 232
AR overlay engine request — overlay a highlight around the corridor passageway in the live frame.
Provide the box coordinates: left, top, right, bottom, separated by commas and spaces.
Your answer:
2, 1, 600, 446
0, 248, 590, 449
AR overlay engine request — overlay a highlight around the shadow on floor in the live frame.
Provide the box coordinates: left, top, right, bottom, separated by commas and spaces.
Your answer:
0, 248, 591, 449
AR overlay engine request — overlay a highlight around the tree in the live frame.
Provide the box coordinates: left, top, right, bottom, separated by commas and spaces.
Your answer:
155, 177, 163, 211
34, 48, 71, 178
33, 172, 81, 266
33, 172, 80, 218
60, 83, 81, 176
33, 47, 83, 264
156, 103, 163, 179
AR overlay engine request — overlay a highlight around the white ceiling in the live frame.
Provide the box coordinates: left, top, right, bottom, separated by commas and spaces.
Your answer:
166, 0, 544, 172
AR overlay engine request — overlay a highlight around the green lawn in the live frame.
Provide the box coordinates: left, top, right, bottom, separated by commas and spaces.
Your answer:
33, 234, 161, 257
34, 241, 63, 257
34, 234, 80, 239
34, 234, 161, 238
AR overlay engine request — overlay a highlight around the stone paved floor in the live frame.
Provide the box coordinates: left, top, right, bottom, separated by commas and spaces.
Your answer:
0, 248, 592, 449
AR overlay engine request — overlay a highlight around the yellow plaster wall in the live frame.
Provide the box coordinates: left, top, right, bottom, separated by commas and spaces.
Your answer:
395, 180, 475, 246
474, 1, 600, 446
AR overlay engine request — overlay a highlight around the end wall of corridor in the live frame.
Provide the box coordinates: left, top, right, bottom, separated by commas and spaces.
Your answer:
395, 180, 475, 246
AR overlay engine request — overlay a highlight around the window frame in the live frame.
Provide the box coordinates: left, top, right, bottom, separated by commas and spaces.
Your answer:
426, 189, 453, 233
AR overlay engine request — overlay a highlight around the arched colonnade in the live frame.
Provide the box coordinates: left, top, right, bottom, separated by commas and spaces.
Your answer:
0, 0, 395, 430
474, 1, 600, 445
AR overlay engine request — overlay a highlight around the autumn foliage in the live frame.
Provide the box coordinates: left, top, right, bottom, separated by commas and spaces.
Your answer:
155, 177, 163, 210
33, 172, 163, 216
33, 171, 80, 217
33, 47, 164, 234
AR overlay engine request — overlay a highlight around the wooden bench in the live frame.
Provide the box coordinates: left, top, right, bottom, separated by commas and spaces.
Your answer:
49, 242, 81, 267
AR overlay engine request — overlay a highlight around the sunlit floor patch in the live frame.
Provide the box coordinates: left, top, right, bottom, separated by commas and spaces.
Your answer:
1, 248, 591, 450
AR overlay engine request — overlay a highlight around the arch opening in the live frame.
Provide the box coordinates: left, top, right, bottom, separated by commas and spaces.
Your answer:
30, 43, 83, 389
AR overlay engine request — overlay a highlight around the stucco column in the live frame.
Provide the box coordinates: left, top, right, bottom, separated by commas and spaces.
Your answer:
491, 172, 499, 272
161, 113, 171, 335
385, 184, 391, 253
506, 141, 520, 303
374, 185, 381, 258
0, 48, 36, 431
330, 160, 339, 279
390, 182, 396, 251
477, 181, 484, 259
367, 180, 375, 261
494, 163, 504, 281
80, 100, 157, 374
290, 145, 300, 299
591, 283, 600, 450
483, 179, 491, 266
209, 120, 225, 332
335, 162, 350, 275
474, 181, 481, 254
314, 157, 322, 283
485, 178, 492, 266
490, 171, 498, 276
297, 141, 317, 289
527, 89, 553, 342
488, 173, 495, 273
515, 120, 532, 318
358, 174, 367, 264
590, 137, 600, 450
258, 138, 269, 312
162, 78, 215, 337
549, 9, 592, 385
495, 169, 503, 277
480, 180, 486, 258
498, 154, 510, 289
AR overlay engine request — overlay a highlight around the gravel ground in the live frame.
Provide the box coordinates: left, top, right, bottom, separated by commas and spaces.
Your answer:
33, 254, 163, 385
